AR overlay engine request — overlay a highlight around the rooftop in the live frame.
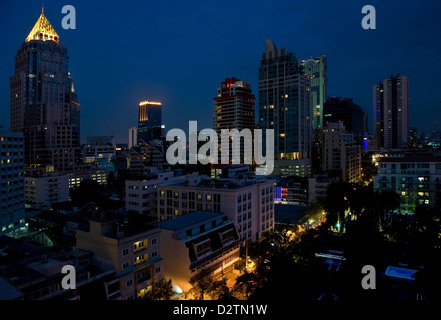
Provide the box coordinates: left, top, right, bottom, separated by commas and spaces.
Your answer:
379, 156, 441, 163
26, 7, 59, 43
156, 211, 226, 232
160, 175, 273, 190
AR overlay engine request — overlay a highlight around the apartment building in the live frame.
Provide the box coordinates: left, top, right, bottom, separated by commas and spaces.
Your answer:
125, 170, 189, 217
76, 212, 164, 300
322, 123, 361, 183
157, 211, 240, 294
25, 165, 69, 210
157, 175, 275, 242
374, 156, 441, 214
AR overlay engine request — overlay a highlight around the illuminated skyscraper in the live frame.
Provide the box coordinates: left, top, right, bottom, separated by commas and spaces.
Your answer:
213, 77, 255, 164
138, 100, 162, 143
213, 77, 255, 133
299, 56, 327, 130
258, 39, 312, 177
9, 8, 81, 171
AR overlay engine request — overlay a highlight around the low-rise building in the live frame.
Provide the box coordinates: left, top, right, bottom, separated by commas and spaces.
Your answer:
76, 212, 164, 300
25, 165, 69, 210
0, 236, 114, 300
157, 176, 275, 242
82, 143, 115, 173
308, 172, 340, 203
274, 177, 308, 205
125, 169, 189, 217
374, 156, 441, 214
157, 211, 240, 294
67, 164, 107, 189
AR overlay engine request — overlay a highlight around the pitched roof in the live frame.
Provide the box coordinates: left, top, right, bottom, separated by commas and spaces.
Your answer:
26, 7, 59, 43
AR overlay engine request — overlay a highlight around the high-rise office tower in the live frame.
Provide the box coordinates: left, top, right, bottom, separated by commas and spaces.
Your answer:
213, 77, 255, 164
323, 97, 368, 145
9, 8, 81, 172
258, 39, 312, 177
299, 56, 327, 130
138, 100, 162, 144
375, 74, 410, 149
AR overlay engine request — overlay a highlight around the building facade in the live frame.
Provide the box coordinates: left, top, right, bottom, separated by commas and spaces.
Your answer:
213, 78, 255, 164
323, 97, 367, 146
383, 74, 410, 149
25, 165, 69, 210
67, 164, 107, 189
9, 9, 80, 172
157, 211, 240, 295
0, 130, 26, 236
373, 82, 384, 149
299, 56, 327, 130
373, 74, 410, 150
374, 156, 441, 214
258, 39, 312, 177
128, 127, 138, 149
138, 100, 162, 144
76, 214, 164, 300
125, 170, 190, 217
157, 176, 275, 242
322, 123, 361, 183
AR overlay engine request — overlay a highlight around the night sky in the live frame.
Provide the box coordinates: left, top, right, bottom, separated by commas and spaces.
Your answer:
1, 0, 440, 144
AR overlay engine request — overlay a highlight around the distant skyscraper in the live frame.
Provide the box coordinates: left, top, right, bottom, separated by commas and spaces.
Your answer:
9, 8, 80, 171
128, 126, 138, 149
213, 77, 255, 164
381, 74, 410, 149
258, 39, 312, 177
138, 100, 162, 143
299, 56, 327, 130
373, 82, 384, 149
213, 77, 255, 133
323, 97, 367, 145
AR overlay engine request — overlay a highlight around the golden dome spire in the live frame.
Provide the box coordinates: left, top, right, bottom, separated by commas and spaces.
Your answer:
25, 7, 59, 43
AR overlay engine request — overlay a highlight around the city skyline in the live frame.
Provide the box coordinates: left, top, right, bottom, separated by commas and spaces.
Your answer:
2, 0, 441, 305
1, 0, 441, 145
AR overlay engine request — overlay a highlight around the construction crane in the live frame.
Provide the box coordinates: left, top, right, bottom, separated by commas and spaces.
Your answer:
103, 118, 116, 148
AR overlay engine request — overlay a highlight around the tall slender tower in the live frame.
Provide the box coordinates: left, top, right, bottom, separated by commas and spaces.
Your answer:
383, 74, 409, 149
10, 8, 80, 171
299, 56, 327, 130
373, 74, 409, 149
258, 39, 312, 177
373, 82, 384, 149
128, 127, 138, 149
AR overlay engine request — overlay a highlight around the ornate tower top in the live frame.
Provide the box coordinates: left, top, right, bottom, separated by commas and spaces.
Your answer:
25, 6, 59, 43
